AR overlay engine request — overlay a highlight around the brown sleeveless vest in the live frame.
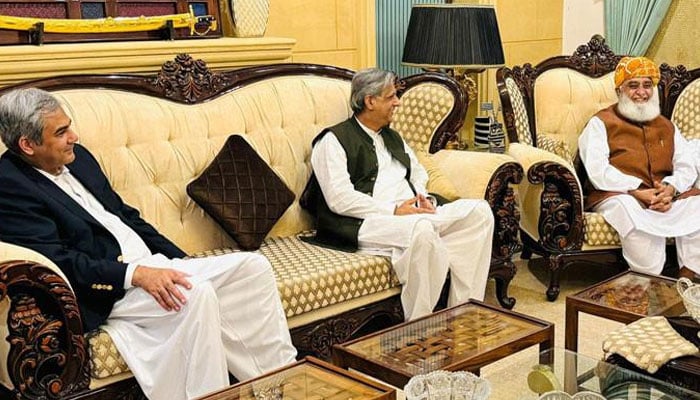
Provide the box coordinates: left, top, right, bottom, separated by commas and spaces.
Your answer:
585, 104, 675, 210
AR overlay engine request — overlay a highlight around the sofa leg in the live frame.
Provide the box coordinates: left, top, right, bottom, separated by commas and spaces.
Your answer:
490, 260, 516, 309
546, 256, 562, 301
495, 276, 516, 309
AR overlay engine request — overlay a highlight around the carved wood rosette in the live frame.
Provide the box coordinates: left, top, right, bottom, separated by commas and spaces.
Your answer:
659, 63, 693, 117
290, 295, 403, 360
151, 54, 231, 103
528, 161, 584, 255
0, 261, 90, 399
568, 34, 621, 77
295, 318, 358, 360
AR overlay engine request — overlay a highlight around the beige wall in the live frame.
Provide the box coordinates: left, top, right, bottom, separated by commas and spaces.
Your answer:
264, 0, 566, 146
647, 0, 699, 68
266, 0, 375, 70
452, 0, 563, 146
451, 0, 563, 66
559, 0, 700, 68
495, 0, 563, 67
562, 0, 604, 54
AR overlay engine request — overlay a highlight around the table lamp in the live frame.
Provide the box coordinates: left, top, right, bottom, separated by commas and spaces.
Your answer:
402, 4, 505, 148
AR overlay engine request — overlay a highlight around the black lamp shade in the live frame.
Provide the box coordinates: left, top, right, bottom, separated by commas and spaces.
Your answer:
402, 4, 505, 69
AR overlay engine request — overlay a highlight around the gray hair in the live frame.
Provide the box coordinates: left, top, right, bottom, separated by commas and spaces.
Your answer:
0, 88, 61, 154
350, 68, 396, 114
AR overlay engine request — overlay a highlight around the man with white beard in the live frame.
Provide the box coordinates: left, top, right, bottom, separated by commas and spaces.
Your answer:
579, 56, 700, 279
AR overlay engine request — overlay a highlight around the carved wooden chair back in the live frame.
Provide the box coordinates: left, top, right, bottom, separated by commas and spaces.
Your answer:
497, 34, 622, 166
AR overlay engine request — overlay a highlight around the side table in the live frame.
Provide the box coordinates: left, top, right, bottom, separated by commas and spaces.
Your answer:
332, 300, 554, 388
563, 271, 688, 393
199, 357, 395, 400
565, 270, 685, 352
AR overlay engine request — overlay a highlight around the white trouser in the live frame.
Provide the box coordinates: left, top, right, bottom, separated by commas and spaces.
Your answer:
621, 229, 700, 275
358, 199, 494, 320
102, 252, 297, 400
596, 195, 700, 275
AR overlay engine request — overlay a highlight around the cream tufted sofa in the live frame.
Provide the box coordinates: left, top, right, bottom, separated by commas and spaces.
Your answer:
496, 35, 700, 301
0, 55, 523, 399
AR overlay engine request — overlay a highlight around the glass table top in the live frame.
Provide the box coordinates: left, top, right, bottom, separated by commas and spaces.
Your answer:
482, 348, 700, 400
571, 272, 685, 316
340, 302, 550, 376
201, 359, 391, 400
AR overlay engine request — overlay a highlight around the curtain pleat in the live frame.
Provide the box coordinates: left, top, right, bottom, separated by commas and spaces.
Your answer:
604, 0, 672, 55
376, 0, 444, 76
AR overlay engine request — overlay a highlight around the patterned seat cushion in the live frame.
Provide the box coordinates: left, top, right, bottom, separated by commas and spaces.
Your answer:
603, 316, 698, 374
196, 234, 398, 318
584, 212, 621, 247
260, 235, 398, 318
88, 234, 398, 378
87, 330, 130, 379
583, 211, 674, 248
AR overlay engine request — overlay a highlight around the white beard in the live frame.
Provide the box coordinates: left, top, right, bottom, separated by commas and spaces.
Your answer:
617, 89, 661, 122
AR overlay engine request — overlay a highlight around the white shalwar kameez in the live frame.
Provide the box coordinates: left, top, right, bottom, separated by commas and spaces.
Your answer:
40, 167, 297, 400
579, 117, 700, 274
311, 119, 494, 321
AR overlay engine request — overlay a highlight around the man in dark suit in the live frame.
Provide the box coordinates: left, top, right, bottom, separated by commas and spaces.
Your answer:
0, 88, 296, 400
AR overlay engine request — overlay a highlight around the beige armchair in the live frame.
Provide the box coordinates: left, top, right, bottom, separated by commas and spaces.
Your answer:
496, 35, 700, 300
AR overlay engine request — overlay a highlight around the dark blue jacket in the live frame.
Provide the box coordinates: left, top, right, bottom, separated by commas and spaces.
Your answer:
0, 144, 185, 331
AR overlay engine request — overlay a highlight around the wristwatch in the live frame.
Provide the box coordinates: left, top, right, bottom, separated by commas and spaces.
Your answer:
661, 181, 680, 200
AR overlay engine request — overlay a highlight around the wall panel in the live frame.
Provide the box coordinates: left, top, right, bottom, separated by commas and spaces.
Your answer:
646, 0, 699, 68
266, 0, 374, 70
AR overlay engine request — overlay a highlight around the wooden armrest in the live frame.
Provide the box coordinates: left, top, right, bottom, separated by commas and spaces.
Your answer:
430, 150, 523, 261
528, 161, 585, 253
0, 260, 90, 398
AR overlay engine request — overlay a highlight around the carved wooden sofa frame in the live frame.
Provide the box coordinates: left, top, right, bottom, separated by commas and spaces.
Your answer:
497, 34, 700, 300
0, 55, 523, 399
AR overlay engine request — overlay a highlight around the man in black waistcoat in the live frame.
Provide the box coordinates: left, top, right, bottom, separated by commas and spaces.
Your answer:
304, 68, 494, 320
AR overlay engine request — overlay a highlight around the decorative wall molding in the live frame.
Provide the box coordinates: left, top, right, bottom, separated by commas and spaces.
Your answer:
0, 36, 295, 87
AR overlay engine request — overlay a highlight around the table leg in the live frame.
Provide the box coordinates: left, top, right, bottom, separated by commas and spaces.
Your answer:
564, 300, 579, 395
563, 350, 577, 394
537, 324, 556, 367
565, 297, 579, 352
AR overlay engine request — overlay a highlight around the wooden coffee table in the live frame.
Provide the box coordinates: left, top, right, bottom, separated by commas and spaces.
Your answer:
199, 356, 395, 400
565, 270, 686, 352
332, 300, 554, 388
565, 271, 700, 394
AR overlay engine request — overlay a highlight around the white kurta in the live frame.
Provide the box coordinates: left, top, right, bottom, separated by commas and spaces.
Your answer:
41, 168, 297, 400
311, 119, 494, 320
690, 139, 700, 189
579, 116, 700, 274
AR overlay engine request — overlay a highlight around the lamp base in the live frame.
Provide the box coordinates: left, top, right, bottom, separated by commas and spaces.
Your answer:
451, 69, 482, 102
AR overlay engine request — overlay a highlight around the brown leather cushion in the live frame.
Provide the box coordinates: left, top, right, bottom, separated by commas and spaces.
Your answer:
187, 135, 295, 250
